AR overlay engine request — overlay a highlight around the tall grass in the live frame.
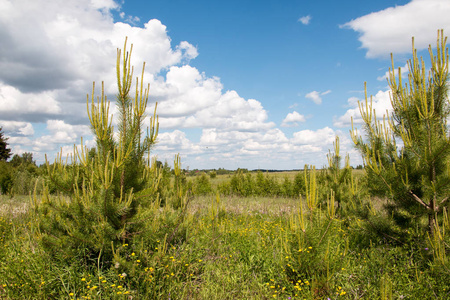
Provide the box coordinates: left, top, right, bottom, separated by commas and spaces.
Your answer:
1, 191, 449, 299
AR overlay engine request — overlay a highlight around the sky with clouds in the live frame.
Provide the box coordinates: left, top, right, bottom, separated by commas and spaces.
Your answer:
1, 0, 450, 170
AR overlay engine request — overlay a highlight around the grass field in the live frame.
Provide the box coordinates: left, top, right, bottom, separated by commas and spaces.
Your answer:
1, 188, 449, 299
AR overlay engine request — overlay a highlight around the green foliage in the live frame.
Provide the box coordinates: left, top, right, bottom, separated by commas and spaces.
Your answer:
324, 137, 352, 208
292, 170, 306, 197
33, 38, 162, 263
229, 170, 254, 197
280, 175, 293, 197
217, 170, 308, 198
0, 127, 11, 161
193, 172, 212, 195
4, 31, 450, 300
11, 169, 43, 196
319, 136, 363, 217
352, 30, 450, 233
0, 161, 12, 194
10, 152, 34, 167
5, 192, 450, 299
0, 152, 43, 196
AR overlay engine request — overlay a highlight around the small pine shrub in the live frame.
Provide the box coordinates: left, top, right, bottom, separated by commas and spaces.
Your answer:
193, 173, 212, 195
33, 39, 167, 264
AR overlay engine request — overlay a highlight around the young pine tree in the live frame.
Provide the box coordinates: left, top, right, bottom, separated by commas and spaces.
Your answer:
324, 136, 356, 211
0, 127, 12, 161
34, 38, 161, 261
351, 30, 450, 234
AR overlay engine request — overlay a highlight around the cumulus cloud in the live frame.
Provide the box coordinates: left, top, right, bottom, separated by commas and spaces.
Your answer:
0, 0, 197, 98
152, 124, 359, 170
281, 111, 306, 127
0, 0, 199, 160
291, 127, 335, 146
334, 90, 392, 128
298, 15, 312, 25
305, 90, 331, 105
0, 121, 34, 136
32, 120, 91, 151
377, 63, 409, 81
342, 0, 450, 58
155, 79, 276, 132
156, 130, 201, 153
0, 83, 62, 121
0, 0, 354, 169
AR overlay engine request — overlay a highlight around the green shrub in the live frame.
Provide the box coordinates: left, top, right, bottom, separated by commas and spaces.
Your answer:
292, 171, 306, 197
33, 39, 165, 264
193, 173, 212, 195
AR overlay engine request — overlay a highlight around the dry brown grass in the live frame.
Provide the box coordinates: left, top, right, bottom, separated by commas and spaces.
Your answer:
0, 195, 30, 218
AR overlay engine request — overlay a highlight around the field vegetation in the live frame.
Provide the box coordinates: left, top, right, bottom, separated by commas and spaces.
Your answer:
0, 33, 450, 299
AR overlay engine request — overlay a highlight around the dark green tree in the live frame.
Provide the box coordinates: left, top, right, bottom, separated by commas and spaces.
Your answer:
0, 161, 12, 194
351, 30, 450, 233
0, 127, 12, 161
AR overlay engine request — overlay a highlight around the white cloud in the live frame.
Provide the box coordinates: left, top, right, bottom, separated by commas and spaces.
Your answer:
342, 0, 450, 58
151, 125, 360, 170
298, 15, 312, 25
156, 130, 200, 152
177, 41, 199, 62
32, 120, 92, 152
0, 0, 277, 166
91, 0, 120, 11
155, 65, 221, 117
305, 90, 331, 105
291, 127, 335, 146
155, 79, 275, 132
0, 0, 199, 160
0, 0, 360, 169
0, 121, 34, 136
0, 0, 197, 96
0, 83, 62, 121
281, 111, 306, 127
377, 63, 409, 81
334, 90, 392, 128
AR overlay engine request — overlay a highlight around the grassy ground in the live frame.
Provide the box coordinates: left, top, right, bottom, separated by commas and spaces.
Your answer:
0, 193, 449, 299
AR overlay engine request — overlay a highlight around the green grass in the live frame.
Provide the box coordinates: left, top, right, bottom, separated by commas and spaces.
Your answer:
0, 193, 449, 299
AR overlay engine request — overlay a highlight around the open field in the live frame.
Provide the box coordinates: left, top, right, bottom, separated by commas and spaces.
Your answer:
1, 189, 449, 299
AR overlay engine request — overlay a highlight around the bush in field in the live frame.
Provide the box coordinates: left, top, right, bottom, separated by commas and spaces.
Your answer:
0, 152, 45, 196
11, 169, 42, 195
253, 171, 279, 196
229, 170, 254, 196
217, 180, 231, 195
9, 153, 44, 195
281, 175, 293, 197
33, 39, 166, 263
351, 30, 450, 234
217, 170, 310, 198
292, 170, 306, 197
193, 172, 212, 195
321, 136, 360, 213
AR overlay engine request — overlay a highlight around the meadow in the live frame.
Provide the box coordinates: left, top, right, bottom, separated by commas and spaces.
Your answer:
1, 32, 450, 300
0, 168, 449, 300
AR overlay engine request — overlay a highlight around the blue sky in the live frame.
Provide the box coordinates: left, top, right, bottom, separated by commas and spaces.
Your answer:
1, 0, 450, 170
